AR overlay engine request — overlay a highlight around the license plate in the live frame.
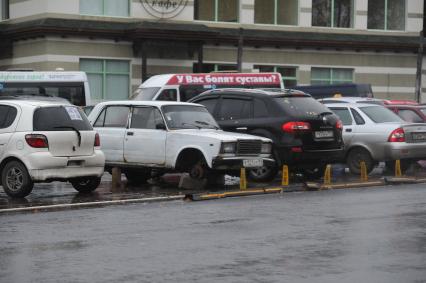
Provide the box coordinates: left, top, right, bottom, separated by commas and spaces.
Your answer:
243, 159, 263, 168
315, 130, 334, 139
412, 132, 426, 141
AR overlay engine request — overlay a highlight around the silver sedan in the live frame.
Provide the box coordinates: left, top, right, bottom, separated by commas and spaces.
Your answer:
327, 102, 426, 174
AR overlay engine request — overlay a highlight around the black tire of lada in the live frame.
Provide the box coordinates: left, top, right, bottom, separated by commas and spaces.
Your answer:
125, 169, 152, 185
346, 148, 374, 175
1, 160, 34, 198
71, 177, 101, 193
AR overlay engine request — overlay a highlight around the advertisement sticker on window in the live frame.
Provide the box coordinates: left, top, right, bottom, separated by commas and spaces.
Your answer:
65, 106, 83, 120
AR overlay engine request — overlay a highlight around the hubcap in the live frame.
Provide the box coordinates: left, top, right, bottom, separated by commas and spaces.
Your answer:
250, 166, 271, 178
6, 167, 24, 192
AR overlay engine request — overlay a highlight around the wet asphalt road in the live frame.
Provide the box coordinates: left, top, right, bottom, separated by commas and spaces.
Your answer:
1, 184, 426, 283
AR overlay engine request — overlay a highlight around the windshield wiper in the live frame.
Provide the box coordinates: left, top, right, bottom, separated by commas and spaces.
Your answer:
180, 123, 202, 129
194, 120, 219, 130
54, 126, 82, 146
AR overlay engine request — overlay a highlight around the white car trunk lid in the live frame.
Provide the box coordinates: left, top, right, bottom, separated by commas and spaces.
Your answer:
43, 131, 95, 157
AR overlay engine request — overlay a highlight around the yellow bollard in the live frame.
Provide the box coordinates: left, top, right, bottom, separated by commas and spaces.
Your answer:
323, 164, 332, 186
281, 165, 289, 186
240, 168, 247, 190
395, 159, 402, 177
360, 161, 368, 182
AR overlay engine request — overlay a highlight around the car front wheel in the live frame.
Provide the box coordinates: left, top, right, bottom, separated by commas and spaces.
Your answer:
1, 160, 34, 198
71, 177, 101, 193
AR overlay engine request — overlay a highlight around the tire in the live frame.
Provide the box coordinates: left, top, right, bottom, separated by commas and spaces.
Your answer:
71, 177, 101, 193
1, 160, 34, 198
346, 148, 374, 175
247, 164, 279, 182
385, 160, 412, 174
125, 169, 151, 184
189, 159, 209, 180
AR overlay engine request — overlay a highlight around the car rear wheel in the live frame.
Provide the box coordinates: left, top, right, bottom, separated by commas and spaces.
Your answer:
346, 148, 374, 175
385, 160, 412, 174
71, 177, 101, 193
1, 161, 34, 198
125, 169, 152, 185
247, 164, 279, 182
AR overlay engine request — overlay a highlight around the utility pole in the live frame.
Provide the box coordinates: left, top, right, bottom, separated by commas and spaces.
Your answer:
415, 2, 426, 102
237, 28, 243, 72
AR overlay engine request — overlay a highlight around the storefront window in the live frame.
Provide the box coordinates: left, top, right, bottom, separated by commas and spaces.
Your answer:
80, 0, 129, 17
0, 0, 9, 21
194, 0, 239, 22
80, 59, 130, 101
254, 0, 298, 25
312, 0, 353, 28
311, 67, 353, 85
193, 63, 238, 73
367, 0, 405, 30
254, 65, 298, 88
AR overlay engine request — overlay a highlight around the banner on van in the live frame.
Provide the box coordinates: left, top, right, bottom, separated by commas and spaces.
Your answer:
167, 73, 281, 86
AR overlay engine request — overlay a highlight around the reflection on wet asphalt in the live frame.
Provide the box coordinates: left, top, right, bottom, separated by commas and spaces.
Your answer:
0, 184, 425, 282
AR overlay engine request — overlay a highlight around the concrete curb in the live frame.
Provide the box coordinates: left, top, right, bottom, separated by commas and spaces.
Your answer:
185, 187, 283, 201
0, 195, 185, 215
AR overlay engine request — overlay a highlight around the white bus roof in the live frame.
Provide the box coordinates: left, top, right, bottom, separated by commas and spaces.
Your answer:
140, 73, 282, 88
0, 71, 88, 82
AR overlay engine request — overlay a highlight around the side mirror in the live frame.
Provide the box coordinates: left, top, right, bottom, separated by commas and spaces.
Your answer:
156, 123, 167, 130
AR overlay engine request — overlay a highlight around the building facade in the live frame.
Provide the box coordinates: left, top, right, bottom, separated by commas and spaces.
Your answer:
0, 0, 424, 103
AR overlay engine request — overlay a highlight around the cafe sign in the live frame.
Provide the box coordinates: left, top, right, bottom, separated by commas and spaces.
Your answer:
140, 0, 188, 19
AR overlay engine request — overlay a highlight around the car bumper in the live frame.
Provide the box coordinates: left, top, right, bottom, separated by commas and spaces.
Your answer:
25, 150, 105, 181
382, 143, 426, 161
212, 157, 276, 170
277, 147, 345, 166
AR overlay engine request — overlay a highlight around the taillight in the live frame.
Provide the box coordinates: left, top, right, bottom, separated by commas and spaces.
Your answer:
94, 133, 100, 147
388, 128, 405, 142
282, 122, 311, 133
336, 120, 343, 130
25, 134, 49, 148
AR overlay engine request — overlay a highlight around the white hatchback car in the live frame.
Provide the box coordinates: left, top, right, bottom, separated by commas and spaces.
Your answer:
0, 99, 105, 198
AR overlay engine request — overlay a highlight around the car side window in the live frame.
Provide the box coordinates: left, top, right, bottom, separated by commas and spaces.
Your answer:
350, 108, 366, 125
219, 98, 251, 120
330, 108, 352, 125
254, 99, 268, 118
157, 89, 177, 101
94, 106, 130, 128
0, 105, 18, 129
398, 109, 423, 123
196, 98, 219, 115
131, 107, 163, 129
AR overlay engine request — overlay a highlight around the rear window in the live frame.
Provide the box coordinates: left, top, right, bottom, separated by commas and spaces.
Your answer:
359, 106, 403, 123
33, 106, 93, 131
275, 96, 331, 118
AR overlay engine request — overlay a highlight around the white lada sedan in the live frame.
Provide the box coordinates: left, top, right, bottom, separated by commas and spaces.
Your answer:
0, 99, 105, 198
87, 101, 274, 184
327, 102, 426, 174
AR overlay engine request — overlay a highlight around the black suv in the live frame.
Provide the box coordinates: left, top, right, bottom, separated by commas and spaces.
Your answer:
189, 88, 344, 181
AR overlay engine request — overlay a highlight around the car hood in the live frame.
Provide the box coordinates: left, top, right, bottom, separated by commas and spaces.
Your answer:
170, 129, 272, 142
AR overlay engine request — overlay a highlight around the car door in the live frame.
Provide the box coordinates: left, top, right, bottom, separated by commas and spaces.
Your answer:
93, 105, 130, 163
329, 106, 357, 145
0, 105, 19, 160
123, 106, 166, 165
216, 96, 252, 133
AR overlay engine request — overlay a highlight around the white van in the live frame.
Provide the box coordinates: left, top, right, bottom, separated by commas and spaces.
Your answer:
131, 73, 283, 102
0, 71, 91, 106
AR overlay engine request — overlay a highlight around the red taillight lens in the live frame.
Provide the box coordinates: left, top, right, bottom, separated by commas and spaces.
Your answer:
282, 122, 311, 133
94, 133, 100, 147
25, 134, 49, 148
388, 128, 405, 142
336, 120, 343, 130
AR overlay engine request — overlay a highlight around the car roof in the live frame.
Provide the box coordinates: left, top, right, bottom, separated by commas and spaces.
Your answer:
325, 102, 383, 108
319, 97, 382, 103
96, 100, 203, 107
194, 88, 308, 98
0, 99, 72, 107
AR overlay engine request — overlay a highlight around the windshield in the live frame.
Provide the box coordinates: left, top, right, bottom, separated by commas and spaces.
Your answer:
33, 106, 93, 131
274, 96, 331, 118
162, 105, 219, 130
0, 82, 86, 106
131, 87, 161, 101
359, 106, 403, 123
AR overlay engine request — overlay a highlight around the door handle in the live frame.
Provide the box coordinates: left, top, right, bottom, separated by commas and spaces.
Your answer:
127, 132, 134, 136
345, 128, 352, 132
236, 127, 248, 130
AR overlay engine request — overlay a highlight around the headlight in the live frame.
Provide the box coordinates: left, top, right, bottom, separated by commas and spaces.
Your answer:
221, 142, 236, 153
261, 143, 272, 154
